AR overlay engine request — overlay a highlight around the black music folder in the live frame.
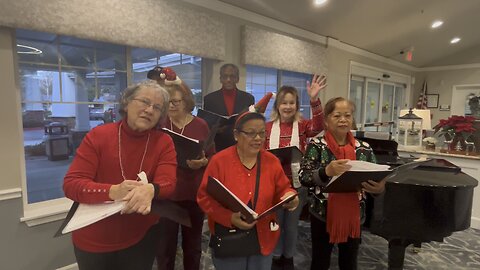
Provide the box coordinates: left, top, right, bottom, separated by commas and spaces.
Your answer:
206, 176, 297, 223
268, 146, 303, 165
161, 128, 204, 168
323, 160, 392, 193
197, 109, 238, 130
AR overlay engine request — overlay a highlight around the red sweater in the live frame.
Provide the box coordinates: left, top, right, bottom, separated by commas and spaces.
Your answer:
63, 120, 177, 252
165, 116, 215, 201
197, 146, 295, 255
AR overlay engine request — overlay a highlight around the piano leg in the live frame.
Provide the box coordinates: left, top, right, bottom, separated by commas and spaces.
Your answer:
388, 239, 413, 270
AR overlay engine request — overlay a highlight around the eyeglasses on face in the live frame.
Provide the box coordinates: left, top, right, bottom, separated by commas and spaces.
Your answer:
132, 98, 162, 113
238, 130, 266, 139
169, 99, 183, 106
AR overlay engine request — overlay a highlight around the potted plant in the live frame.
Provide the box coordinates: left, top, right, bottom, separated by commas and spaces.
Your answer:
433, 115, 477, 152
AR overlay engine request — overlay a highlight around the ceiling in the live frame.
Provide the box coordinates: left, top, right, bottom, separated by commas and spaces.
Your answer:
218, 0, 480, 68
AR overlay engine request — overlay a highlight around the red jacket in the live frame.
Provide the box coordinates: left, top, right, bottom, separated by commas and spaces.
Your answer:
63, 120, 177, 252
197, 146, 295, 255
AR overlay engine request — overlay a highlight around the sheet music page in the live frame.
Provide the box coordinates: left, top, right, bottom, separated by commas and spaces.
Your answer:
328, 160, 391, 185
62, 201, 126, 234
62, 171, 149, 234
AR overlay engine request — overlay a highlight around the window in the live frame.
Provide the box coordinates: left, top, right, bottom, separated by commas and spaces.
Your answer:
131, 48, 202, 111
17, 29, 127, 204
18, 30, 204, 213
246, 65, 313, 118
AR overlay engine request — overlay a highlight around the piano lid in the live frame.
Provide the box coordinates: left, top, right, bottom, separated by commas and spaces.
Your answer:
386, 159, 478, 187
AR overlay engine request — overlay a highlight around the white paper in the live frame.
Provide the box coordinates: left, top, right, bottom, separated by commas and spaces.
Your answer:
328, 161, 391, 185
62, 171, 149, 234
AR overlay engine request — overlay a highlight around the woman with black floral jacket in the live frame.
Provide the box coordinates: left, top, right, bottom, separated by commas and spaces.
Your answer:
299, 97, 385, 270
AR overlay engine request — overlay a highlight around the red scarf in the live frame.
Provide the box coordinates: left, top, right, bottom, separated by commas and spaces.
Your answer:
324, 131, 361, 243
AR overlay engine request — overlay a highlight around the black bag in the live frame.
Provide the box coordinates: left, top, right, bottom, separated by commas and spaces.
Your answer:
209, 223, 260, 257
209, 154, 262, 258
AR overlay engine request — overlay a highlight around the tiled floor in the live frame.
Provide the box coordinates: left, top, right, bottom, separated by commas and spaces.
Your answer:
168, 222, 480, 270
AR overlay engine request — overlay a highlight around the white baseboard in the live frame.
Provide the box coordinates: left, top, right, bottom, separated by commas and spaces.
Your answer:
56, 263, 78, 270
0, 188, 22, 201
471, 217, 480, 230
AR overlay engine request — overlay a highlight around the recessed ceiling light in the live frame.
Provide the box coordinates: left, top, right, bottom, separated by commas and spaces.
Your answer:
431, 20, 443, 29
314, 0, 328, 6
450, 37, 461, 44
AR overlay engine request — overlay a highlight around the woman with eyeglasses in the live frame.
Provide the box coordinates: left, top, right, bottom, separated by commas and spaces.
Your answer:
265, 75, 326, 270
63, 80, 177, 270
197, 111, 299, 270
299, 97, 385, 270
156, 80, 215, 270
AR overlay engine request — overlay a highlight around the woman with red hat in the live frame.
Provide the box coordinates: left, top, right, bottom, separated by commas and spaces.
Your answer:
265, 74, 327, 270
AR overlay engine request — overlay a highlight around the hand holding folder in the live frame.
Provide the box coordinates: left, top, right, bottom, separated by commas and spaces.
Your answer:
56, 172, 149, 236
197, 109, 238, 131
206, 176, 298, 223
323, 160, 392, 193
161, 128, 204, 168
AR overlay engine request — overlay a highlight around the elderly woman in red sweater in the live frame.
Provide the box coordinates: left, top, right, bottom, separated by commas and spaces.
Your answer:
197, 111, 299, 270
156, 80, 215, 270
265, 74, 326, 270
63, 80, 177, 270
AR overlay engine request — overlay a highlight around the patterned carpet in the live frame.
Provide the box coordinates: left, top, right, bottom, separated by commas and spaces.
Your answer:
165, 222, 480, 270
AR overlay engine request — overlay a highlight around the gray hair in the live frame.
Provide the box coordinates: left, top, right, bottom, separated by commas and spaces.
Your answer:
118, 80, 170, 123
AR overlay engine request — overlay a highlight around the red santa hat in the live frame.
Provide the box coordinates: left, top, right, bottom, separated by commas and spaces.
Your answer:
149, 66, 182, 85
249, 92, 274, 114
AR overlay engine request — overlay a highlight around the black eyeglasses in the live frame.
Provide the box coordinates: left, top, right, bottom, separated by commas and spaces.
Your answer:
169, 99, 183, 106
132, 98, 162, 112
239, 130, 266, 139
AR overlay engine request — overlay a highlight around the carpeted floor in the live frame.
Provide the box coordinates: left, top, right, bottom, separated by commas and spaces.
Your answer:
165, 222, 480, 270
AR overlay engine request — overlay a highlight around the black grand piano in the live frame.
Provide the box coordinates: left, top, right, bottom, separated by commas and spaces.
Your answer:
358, 135, 478, 270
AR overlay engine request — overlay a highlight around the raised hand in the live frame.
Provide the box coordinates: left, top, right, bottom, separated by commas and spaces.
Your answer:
306, 74, 327, 101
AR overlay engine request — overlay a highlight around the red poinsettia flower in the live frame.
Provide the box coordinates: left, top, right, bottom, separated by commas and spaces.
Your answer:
433, 115, 477, 141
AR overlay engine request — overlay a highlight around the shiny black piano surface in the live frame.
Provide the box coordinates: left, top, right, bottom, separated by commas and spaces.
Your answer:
358, 136, 478, 269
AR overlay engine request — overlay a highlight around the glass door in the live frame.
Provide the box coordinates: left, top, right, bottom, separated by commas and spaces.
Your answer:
365, 80, 381, 131
379, 83, 395, 132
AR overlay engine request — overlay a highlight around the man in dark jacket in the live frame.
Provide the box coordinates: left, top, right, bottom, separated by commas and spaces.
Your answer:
203, 63, 254, 152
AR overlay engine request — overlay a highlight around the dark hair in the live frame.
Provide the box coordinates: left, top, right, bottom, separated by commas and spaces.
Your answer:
164, 82, 196, 112
270, 85, 301, 121
324, 97, 355, 117
118, 80, 170, 122
234, 112, 266, 131
220, 63, 239, 78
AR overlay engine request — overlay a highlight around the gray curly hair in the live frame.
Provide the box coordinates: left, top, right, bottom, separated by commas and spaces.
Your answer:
118, 80, 170, 123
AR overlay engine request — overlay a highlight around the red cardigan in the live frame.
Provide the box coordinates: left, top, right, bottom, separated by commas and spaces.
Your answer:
63, 120, 177, 252
197, 146, 295, 255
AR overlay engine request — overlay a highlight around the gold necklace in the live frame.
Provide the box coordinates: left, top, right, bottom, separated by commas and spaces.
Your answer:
118, 122, 150, 181
169, 114, 189, 135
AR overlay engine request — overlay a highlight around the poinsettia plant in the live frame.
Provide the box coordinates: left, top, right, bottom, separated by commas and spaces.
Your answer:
433, 115, 477, 141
